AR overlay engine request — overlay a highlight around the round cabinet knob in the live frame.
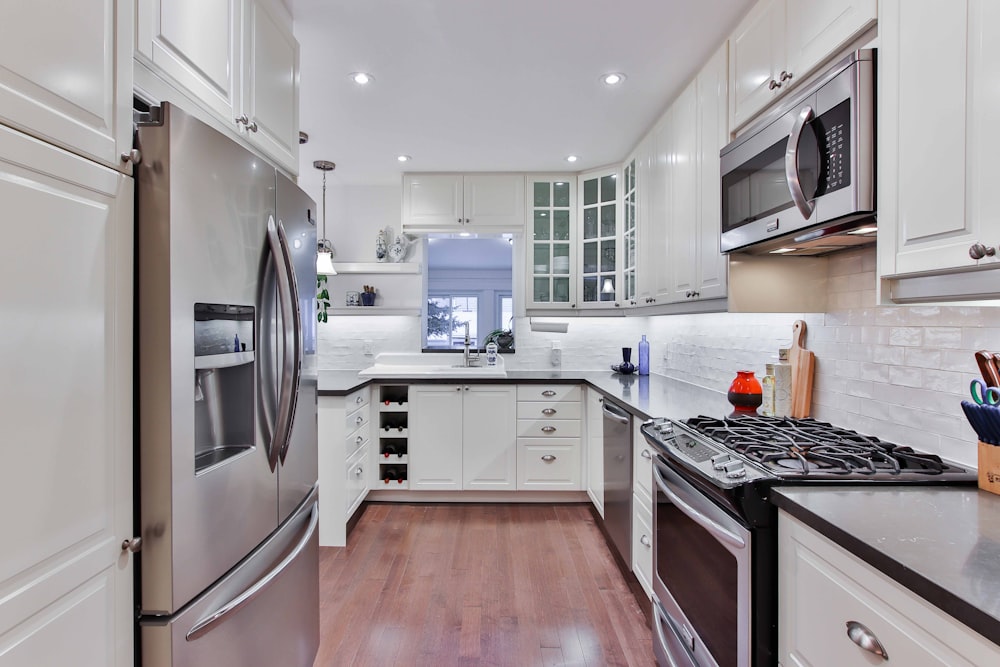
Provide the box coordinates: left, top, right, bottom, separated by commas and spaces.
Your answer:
464, 386, 470, 391
355, 466, 364, 477
541, 454, 557, 462
356, 396, 364, 404
780, 70, 794, 82
969, 242, 996, 260
121, 537, 142, 553
356, 435, 363, 444
641, 449, 652, 460
356, 415, 364, 424
846, 621, 888, 660
640, 534, 651, 547
768, 79, 781, 90
247, 121, 258, 133
120, 148, 141, 165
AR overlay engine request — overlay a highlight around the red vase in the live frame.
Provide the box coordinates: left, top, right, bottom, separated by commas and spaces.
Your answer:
727, 370, 763, 416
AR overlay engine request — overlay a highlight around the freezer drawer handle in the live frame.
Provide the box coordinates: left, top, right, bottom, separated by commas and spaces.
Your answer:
185, 495, 319, 642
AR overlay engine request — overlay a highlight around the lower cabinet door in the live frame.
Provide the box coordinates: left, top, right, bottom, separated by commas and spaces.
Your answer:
517, 438, 582, 490
345, 444, 369, 517
408, 385, 463, 490
632, 493, 653, 598
462, 385, 517, 490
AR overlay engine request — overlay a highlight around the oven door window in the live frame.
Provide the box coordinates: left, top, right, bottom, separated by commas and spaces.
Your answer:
657, 495, 738, 666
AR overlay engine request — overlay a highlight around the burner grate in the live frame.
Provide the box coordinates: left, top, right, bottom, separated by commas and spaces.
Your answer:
684, 415, 948, 477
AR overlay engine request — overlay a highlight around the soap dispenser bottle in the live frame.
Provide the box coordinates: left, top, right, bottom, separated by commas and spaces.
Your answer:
638, 335, 650, 375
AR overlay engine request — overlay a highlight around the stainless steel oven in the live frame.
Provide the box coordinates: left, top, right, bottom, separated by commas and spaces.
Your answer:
642, 415, 976, 667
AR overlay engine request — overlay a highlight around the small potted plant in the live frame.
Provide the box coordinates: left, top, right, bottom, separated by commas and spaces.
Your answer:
484, 328, 514, 351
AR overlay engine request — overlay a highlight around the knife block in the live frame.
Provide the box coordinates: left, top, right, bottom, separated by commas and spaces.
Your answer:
978, 441, 1000, 496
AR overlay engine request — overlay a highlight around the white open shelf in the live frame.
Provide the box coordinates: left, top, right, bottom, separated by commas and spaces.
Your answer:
329, 307, 421, 317
332, 262, 422, 274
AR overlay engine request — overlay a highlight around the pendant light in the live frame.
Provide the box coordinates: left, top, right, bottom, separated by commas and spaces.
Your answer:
314, 159, 337, 275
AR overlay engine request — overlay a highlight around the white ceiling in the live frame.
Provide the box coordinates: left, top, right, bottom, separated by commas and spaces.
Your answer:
292, 0, 755, 192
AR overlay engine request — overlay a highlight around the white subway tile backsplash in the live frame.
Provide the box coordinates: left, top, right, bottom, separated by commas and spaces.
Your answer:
887, 365, 924, 388
923, 327, 963, 349
888, 327, 923, 347
902, 347, 942, 369
859, 362, 890, 383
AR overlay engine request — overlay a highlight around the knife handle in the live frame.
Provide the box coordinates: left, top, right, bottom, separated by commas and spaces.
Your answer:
975, 350, 1000, 387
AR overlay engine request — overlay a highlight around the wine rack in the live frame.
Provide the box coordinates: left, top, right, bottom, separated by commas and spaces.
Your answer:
378, 384, 409, 489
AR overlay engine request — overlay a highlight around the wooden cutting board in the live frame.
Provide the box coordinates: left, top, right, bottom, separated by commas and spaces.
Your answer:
789, 320, 815, 418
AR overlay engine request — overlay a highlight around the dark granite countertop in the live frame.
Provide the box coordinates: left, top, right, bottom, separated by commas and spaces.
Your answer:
772, 486, 1000, 647
318, 369, 732, 420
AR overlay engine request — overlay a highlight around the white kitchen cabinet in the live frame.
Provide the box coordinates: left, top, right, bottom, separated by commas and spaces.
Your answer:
779, 511, 1000, 666
317, 386, 372, 546
408, 384, 516, 490
135, 0, 300, 175
526, 175, 577, 309
648, 109, 673, 304
621, 158, 638, 306
578, 167, 622, 309
655, 44, 729, 306
515, 385, 583, 490
0, 0, 133, 172
729, 0, 876, 131
585, 389, 605, 515
631, 420, 654, 599
0, 124, 133, 667
878, 0, 1000, 291
631, 134, 657, 306
402, 173, 526, 233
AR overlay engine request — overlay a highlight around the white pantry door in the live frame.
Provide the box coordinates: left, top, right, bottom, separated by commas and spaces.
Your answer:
0, 124, 133, 666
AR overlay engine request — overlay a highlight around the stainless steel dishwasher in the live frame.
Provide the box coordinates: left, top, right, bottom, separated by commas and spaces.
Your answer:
602, 399, 632, 566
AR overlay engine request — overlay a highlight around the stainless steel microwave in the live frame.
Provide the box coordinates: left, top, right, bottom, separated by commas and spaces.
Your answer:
720, 49, 875, 255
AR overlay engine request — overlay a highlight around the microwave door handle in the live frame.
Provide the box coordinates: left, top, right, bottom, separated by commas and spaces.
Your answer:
653, 462, 746, 550
265, 216, 292, 472
275, 218, 301, 465
785, 105, 816, 220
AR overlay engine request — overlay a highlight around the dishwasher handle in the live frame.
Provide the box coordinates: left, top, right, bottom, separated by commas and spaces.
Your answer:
602, 401, 630, 424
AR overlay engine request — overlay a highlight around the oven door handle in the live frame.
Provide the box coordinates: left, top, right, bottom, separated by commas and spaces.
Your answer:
653, 462, 746, 550
785, 105, 816, 220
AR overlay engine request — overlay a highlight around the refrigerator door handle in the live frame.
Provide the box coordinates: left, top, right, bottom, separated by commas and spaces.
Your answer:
185, 488, 319, 641
265, 215, 294, 472
275, 218, 302, 465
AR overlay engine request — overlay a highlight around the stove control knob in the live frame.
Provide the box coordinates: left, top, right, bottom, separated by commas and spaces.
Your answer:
723, 460, 747, 478
711, 453, 732, 470
658, 422, 673, 434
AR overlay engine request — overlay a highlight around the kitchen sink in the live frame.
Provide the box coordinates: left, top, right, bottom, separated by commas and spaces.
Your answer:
358, 352, 506, 378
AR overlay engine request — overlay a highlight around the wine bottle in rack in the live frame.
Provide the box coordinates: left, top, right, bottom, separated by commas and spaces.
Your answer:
382, 443, 398, 458
382, 465, 407, 484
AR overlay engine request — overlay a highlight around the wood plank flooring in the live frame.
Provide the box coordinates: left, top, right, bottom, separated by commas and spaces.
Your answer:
314, 503, 655, 667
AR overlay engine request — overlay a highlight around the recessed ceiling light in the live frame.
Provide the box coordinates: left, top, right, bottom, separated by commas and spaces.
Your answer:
397, 155, 411, 162
349, 72, 374, 85
602, 72, 627, 86
565, 155, 579, 163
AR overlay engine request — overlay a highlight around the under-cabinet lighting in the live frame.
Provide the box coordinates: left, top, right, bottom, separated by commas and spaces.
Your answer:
847, 226, 878, 235
770, 248, 796, 254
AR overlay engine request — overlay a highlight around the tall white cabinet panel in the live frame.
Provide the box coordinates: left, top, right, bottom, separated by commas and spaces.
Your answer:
462, 386, 517, 490
242, 0, 300, 172
729, 0, 785, 131
650, 110, 673, 303
0, 125, 132, 667
879, 0, 996, 278
665, 81, 698, 303
0, 0, 133, 172
408, 385, 464, 490
695, 44, 730, 301
786, 0, 877, 82
136, 0, 241, 123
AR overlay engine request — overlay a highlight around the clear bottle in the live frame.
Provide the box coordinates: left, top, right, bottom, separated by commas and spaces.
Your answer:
486, 342, 498, 367
761, 365, 776, 417
773, 349, 793, 417
638, 335, 650, 375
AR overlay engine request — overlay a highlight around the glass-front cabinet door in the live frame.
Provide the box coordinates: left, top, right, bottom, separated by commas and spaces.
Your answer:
622, 159, 637, 306
579, 168, 620, 308
527, 175, 576, 308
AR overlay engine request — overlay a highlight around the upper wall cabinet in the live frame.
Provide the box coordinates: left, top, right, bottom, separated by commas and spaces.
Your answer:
135, 0, 300, 175
878, 0, 1000, 301
527, 175, 577, 309
402, 173, 526, 233
578, 167, 621, 309
0, 0, 134, 173
729, 0, 876, 131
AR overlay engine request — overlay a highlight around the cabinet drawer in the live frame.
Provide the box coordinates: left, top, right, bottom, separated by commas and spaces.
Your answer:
346, 422, 370, 458
632, 495, 653, 599
779, 512, 1000, 666
345, 444, 369, 518
633, 435, 654, 504
517, 419, 581, 438
346, 402, 370, 432
517, 438, 581, 489
346, 386, 370, 411
517, 384, 581, 402
516, 401, 582, 420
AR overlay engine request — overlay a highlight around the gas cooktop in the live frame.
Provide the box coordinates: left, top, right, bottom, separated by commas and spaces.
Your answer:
643, 415, 975, 484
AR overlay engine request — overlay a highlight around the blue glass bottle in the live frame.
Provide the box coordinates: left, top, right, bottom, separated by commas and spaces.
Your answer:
638, 335, 649, 375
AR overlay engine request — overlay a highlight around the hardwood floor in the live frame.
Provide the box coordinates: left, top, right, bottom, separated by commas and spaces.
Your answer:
314, 503, 655, 667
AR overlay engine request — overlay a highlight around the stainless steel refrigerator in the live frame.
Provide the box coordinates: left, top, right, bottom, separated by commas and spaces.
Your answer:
134, 102, 319, 667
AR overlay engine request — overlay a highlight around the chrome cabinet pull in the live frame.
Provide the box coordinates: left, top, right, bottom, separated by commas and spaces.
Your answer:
541, 390, 556, 397
846, 621, 888, 660
768, 79, 781, 90
121, 537, 142, 553
641, 449, 652, 460
356, 396, 364, 404
541, 426, 556, 433
542, 408, 557, 416
355, 466, 364, 477
640, 534, 651, 547
969, 242, 996, 260
356, 435, 363, 444
780, 70, 793, 82
120, 148, 141, 165
541, 454, 556, 462
356, 415, 364, 425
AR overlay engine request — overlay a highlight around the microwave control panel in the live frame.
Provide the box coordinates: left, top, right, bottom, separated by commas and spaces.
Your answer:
817, 99, 852, 195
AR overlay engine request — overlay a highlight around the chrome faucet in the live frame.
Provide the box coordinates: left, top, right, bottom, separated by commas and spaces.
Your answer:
463, 322, 471, 366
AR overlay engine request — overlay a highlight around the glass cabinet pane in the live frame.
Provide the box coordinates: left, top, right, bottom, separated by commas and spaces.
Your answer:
553, 277, 570, 302
553, 211, 570, 239
553, 243, 570, 274
600, 174, 616, 202
534, 278, 550, 302
554, 181, 570, 207
583, 242, 598, 274
534, 212, 550, 240
599, 275, 615, 301
583, 208, 598, 239
600, 204, 616, 237
583, 276, 598, 302
533, 182, 550, 207
601, 240, 616, 272
583, 178, 598, 206
533, 244, 550, 273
